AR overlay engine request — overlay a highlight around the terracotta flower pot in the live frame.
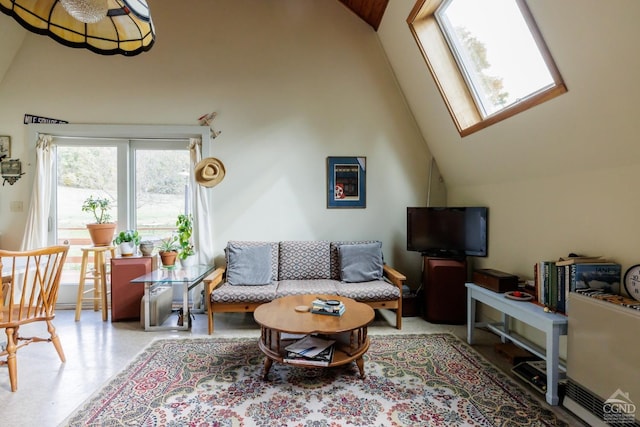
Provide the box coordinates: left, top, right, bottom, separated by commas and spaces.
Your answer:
86, 223, 117, 247
159, 251, 177, 267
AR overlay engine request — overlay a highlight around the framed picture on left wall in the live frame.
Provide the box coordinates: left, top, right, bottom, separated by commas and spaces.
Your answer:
0, 136, 10, 159
326, 156, 366, 208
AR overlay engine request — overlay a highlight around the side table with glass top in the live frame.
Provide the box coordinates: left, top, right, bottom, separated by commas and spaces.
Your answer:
130, 264, 215, 331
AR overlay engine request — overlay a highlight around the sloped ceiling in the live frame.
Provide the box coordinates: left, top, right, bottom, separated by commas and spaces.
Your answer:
378, 0, 640, 187
338, 0, 389, 30
0, 0, 388, 85
0, 12, 26, 86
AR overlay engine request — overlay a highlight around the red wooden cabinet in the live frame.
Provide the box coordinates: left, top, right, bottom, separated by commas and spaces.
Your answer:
110, 256, 157, 322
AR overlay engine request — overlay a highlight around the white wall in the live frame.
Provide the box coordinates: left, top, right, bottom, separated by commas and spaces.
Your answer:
376, 0, 640, 354
0, 16, 25, 83
0, 0, 435, 287
378, 0, 640, 284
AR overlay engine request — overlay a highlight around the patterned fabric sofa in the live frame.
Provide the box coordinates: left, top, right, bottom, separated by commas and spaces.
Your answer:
203, 240, 406, 334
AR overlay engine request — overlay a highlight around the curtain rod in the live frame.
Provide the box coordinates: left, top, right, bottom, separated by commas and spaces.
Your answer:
47, 135, 194, 142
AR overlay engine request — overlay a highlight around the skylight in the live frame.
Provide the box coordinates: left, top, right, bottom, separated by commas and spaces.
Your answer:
436, 0, 554, 116
407, 0, 567, 136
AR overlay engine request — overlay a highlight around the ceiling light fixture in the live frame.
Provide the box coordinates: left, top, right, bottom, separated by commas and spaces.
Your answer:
60, 0, 108, 24
0, 0, 155, 56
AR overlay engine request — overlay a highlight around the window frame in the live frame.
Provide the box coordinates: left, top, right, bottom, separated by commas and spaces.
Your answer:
49, 139, 191, 246
51, 140, 128, 235
129, 139, 192, 234
24, 123, 208, 246
407, 0, 567, 137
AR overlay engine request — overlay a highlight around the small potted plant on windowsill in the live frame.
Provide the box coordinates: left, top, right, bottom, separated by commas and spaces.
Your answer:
157, 236, 179, 267
176, 213, 196, 268
113, 229, 140, 257
82, 195, 117, 246
139, 240, 155, 257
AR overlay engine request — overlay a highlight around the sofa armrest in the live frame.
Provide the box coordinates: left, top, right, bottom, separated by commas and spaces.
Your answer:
383, 264, 405, 330
205, 266, 225, 335
383, 264, 406, 290
204, 266, 226, 295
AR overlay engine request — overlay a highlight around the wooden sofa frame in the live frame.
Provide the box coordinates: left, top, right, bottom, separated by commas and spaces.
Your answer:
203, 264, 406, 335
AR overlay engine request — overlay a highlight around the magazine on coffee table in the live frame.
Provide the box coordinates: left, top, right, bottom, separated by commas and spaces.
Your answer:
284, 345, 334, 366
284, 335, 335, 358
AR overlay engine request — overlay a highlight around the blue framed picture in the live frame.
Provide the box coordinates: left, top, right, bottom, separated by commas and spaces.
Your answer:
327, 156, 366, 208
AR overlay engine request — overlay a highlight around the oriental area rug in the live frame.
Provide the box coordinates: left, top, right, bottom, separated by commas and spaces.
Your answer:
62, 334, 565, 426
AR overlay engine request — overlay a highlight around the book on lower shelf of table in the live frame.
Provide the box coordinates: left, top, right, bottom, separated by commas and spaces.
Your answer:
283, 345, 334, 366
283, 335, 335, 366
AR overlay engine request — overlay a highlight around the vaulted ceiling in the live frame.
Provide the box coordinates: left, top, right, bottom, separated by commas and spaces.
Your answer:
338, 0, 389, 30
0, 1, 389, 86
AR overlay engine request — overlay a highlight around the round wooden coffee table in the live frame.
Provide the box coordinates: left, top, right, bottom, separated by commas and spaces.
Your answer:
253, 294, 375, 380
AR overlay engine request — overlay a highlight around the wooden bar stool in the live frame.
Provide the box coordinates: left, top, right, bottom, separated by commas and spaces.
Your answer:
75, 246, 115, 322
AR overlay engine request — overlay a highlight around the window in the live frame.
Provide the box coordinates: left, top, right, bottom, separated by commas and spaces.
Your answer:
52, 139, 190, 284
407, 0, 567, 136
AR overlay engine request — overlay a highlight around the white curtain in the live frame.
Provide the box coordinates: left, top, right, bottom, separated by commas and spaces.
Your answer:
189, 137, 214, 264
21, 134, 53, 250
189, 137, 214, 311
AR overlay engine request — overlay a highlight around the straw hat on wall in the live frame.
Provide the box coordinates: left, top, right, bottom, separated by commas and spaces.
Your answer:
194, 157, 225, 187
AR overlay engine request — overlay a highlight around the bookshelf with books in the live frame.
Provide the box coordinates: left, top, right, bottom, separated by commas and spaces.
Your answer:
534, 257, 621, 314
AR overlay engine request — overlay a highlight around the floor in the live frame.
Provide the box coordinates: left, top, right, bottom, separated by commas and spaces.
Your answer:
1, 308, 586, 427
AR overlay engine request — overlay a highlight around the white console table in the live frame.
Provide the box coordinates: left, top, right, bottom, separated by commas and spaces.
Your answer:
466, 283, 568, 405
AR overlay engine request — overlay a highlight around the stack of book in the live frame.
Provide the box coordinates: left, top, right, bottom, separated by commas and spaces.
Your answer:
283, 335, 335, 366
311, 298, 345, 316
534, 256, 621, 314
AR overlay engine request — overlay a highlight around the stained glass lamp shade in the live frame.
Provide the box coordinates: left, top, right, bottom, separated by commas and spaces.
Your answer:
0, 0, 154, 56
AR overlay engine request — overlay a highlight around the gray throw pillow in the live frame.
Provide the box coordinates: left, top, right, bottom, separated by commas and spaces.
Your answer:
226, 244, 272, 285
339, 242, 383, 283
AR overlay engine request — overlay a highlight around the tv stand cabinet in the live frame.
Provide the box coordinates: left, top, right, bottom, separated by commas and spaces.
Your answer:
422, 257, 467, 324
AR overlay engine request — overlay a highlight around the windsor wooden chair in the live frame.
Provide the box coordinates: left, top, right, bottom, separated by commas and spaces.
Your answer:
0, 245, 69, 391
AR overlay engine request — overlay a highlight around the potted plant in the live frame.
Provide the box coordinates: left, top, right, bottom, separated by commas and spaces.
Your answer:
113, 229, 140, 257
157, 236, 179, 267
176, 214, 196, 267
82, 195, 117, 246
139, 240, 155, 257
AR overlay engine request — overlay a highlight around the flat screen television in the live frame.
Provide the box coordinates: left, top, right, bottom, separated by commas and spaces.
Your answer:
406, 207, 488, 258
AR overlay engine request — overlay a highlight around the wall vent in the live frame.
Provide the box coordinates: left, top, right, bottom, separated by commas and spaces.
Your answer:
566, 379, 640, 427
